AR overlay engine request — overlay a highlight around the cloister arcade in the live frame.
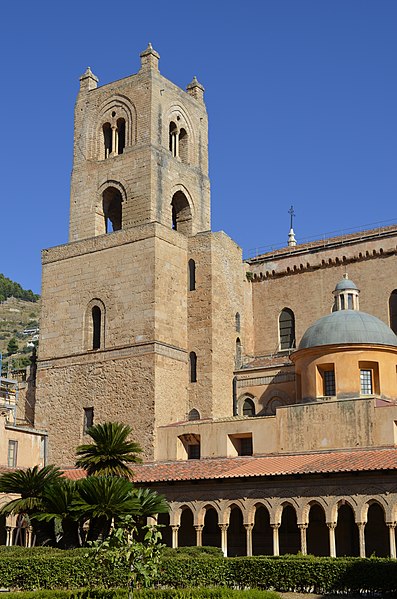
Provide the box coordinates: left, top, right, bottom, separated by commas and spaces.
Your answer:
157, 493, 397, 558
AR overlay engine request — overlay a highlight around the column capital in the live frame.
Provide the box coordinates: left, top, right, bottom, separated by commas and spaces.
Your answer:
171, 524, 180, 531
271, 522, 281, 529
194, 524, 204, 531
327, 522, 337, 530
219, 523, 229, 532
298, 523, 308, 530
356, 521, 366, 528
244, 523, 254, 532
387, 522, 397, 529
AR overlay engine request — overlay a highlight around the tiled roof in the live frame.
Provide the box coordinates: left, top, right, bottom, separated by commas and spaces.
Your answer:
62, 448, 397, 484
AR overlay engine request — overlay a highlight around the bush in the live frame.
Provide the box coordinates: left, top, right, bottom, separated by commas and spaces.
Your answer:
0, 552, 396, 594
161, 547, 224, 559
0, 590, 281, 599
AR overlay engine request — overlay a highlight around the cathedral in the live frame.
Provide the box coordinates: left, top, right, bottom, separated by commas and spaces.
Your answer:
4, 45, 397, 557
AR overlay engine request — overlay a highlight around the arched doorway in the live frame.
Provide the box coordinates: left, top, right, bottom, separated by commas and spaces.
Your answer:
365, 502, 388, 557
227, 506, 246, 556
279, 505, 300, 555
252, 505, 272, 555
179, 507, 196, 547
202, 507, 221, 548
157, 512, 172, 547
336, 503, 359, 556
307, 504, 329, 556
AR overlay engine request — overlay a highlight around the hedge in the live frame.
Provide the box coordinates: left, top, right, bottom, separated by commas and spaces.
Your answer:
0, 590, 280, 599
0, 552, 396, 594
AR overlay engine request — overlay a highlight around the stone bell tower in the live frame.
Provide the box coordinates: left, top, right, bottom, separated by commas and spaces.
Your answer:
34, 46, 246, 467
69, 43, 210, 242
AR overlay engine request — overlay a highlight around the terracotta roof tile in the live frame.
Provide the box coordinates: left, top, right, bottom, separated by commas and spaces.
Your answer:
130, 448, 397, 483
61, 448, 397, 484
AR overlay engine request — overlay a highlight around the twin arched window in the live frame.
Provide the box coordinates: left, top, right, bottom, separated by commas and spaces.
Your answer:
103, 118, 126, 159
169, 121, 188, 163
279, 308, 296, 350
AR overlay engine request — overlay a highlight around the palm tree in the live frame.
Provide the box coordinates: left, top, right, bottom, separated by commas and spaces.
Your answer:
75, 422, 142, 478
32, 479, 81, 549
132, 487, 169, 539
0, 465, 62, 516
0, 465, 63, 545
72, 475, 141, 542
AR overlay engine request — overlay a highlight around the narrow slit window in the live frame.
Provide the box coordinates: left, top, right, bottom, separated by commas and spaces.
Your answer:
7, 440, 18, 468
83, 407, 94, 433
235, 312, 241, 333
92, 306, 101, 350
189, 351, 197, 383
188, 259, 196, 291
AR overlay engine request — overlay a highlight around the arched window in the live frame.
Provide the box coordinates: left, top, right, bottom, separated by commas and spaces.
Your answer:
171, 191, 192, 235
117, 118, 126, 154
235, 338, 242, 369
242, 398, 255, 417
179, 128, 188, 163
103, 187, 122, 232
92, 306, 101, 350
188, 259, 196, 291
279, 308, 295, 350
189, 352, 197, 383
169, 122, 178, 156
389, 290, 397, 334
188, 408, 200, 421
103, 123, 112, 158
102, 118, 126, 159
235, 312, 241, 333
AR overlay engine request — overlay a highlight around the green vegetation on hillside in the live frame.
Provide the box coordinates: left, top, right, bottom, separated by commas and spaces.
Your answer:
0, 274, 39, 303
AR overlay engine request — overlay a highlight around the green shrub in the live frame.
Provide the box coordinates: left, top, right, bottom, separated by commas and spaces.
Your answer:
161, 546, 224, 559
0, 552, 396, 594
0, 590, 281, 599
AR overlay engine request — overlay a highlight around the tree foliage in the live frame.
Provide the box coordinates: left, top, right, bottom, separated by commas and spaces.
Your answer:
76, 422, 142, 478
0, 273, 39, 303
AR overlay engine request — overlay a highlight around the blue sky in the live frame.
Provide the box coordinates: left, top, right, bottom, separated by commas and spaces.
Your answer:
2, 1, 397, 294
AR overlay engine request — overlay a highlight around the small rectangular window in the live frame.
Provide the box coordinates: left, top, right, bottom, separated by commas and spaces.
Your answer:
83, 407, 94, 433
323, 370, 336, 396
188, 444, 200, 460
360, 369, 373, 395
239, 437, 253, 456
8, 440, 18, 468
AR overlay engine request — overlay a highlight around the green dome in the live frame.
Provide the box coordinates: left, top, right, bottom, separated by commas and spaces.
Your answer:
299, 310, 397, 350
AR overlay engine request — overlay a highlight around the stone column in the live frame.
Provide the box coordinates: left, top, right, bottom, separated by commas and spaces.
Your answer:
387, 523, 396, 559
327, 523, 337, 557
5, 526, 12, 547
298, 523, 308, 555
175, 132, 179, 157
271, 523, 280, 556
357, 522, 366, 558
111, 126, 117, 156
244, 523, 254, 557
195, 525, 203, 547
219, 524, 229, 557
171, 525, 179, 549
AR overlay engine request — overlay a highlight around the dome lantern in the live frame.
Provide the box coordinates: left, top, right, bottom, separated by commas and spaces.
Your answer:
333, 273, 360, 311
